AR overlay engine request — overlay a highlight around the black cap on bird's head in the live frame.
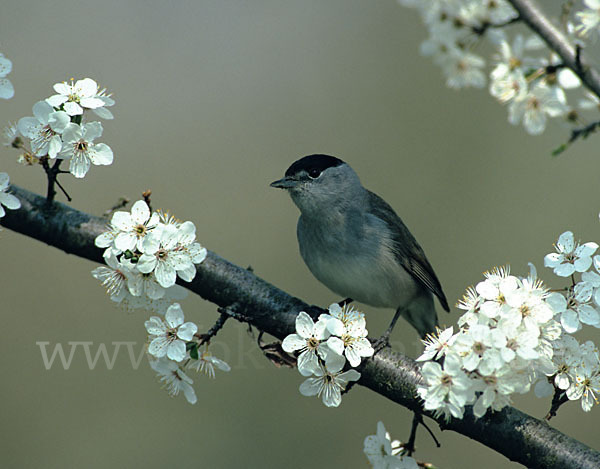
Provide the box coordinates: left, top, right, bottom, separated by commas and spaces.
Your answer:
284, 154, 344, 178
270, 154, 345, 189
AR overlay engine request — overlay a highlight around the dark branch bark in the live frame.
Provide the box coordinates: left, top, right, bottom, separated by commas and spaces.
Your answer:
507, 0, 600, 99
2, 184, 599, 469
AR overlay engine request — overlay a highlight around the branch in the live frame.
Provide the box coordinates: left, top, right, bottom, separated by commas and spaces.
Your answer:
507, 0, 600, 99
2, 184, 600, 469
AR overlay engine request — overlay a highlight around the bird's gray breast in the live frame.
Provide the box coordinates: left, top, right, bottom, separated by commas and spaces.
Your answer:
296, 211, 419, 308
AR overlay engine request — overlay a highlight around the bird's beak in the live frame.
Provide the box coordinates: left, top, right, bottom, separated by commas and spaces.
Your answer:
270, 176, 298, 189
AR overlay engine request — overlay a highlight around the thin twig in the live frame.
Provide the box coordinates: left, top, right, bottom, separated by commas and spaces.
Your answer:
198, 308, 230, 346
471, 15, 521, 36
103, 197, 130, 217
41, 158, 71, 202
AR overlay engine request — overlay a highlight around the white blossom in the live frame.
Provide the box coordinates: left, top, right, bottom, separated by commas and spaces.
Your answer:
145, 303, 197, 362
508, 83, 568, 135
46, 78, 107, 116
282, 311, 330, 376
299, 352, 360, 407
460, 0, 517, 26
546, 284, 600, 333
137, 222, 206, 288
440, 49, 486, 89
472, 365, 524, 418
544, 231, 598, 277
575, 0, 600, 39
3, 122, 18, 147
578, 90, 600, 112
150, 357, 197, 404
566, 364, 600, 412
188, 351, 231, 378
17, 101, 69, 158
453, 324, 504, 374
364, 421, 418, 469
91, 251, 134, 302
0, 172, 20, 218
126, 269, 165, 300
418, 353, 474, 420
417, 326, 456, 361
0, 52, 14, 99
551, 334, 583, 390
321, 303, 374, 367
58, 122, 113, 178
104, 200, 160, 253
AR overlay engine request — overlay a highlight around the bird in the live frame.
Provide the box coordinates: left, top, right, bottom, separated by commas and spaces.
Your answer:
270, 154, 449, 343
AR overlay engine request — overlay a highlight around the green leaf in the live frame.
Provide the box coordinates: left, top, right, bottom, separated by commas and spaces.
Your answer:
189, 343, 199, 360
552, 144, 567, 156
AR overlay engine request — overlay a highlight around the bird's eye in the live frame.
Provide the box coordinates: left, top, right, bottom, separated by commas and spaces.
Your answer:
308, 168, 322, 179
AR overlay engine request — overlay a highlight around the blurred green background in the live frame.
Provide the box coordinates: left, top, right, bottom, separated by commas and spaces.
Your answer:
1, 0, 599, 468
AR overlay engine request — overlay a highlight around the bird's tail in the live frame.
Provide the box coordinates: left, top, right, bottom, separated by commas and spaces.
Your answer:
402, 293, 439, 339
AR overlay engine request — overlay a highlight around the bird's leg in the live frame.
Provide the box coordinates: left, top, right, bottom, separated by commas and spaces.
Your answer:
372, 307, 403, 353
337, 298, 353, 307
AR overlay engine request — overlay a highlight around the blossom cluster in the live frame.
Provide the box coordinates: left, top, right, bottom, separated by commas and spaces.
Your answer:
282, 303, 374, 407
0, 50, 14, 99
397, 0, 599, 136
93, 202, 229, 404
363, 421, 419, 469
93, 199, 208, 301
5, 77, 115, 178
418, 230, 600, 420
540, 231, 600, 411
417, 265, 560, 419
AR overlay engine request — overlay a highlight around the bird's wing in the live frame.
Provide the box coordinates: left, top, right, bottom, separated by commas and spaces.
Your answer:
366, 190, 450, 312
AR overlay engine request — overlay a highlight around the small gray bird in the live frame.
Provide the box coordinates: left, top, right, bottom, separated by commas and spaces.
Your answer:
270, 154, 449, 341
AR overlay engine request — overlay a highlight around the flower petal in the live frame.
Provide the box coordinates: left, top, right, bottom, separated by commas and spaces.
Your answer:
295, 311, 315, 339
167, 340, 186, 362
177, 322, 198, 341
165, 303, 184, 328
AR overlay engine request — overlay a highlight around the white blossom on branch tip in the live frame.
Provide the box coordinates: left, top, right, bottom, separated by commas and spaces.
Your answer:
544, 231, 598, 278
145, 303, 198, 362
46, 78, 108, 116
